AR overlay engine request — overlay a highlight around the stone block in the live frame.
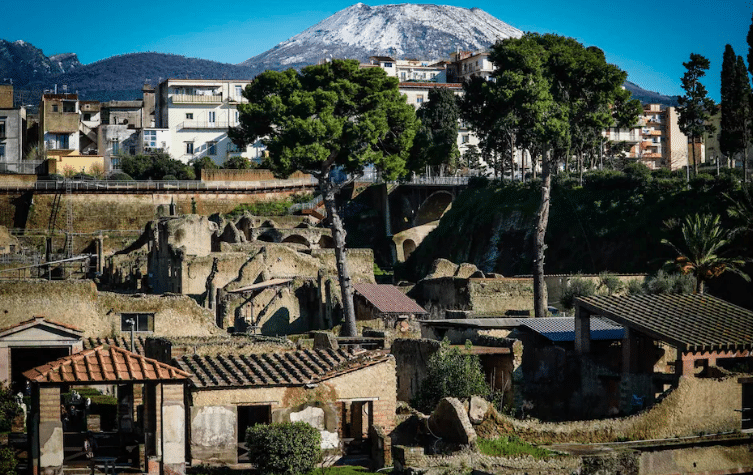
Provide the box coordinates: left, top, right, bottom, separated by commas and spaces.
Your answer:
468, 396, 489, 424
428, 397, 477, 445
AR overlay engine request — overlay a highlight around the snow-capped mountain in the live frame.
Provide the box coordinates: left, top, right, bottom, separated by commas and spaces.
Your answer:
242, 3, 523, 69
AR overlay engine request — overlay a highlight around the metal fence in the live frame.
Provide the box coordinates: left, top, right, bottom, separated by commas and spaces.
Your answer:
0, 177, 316, 192
0, 160, 45, 175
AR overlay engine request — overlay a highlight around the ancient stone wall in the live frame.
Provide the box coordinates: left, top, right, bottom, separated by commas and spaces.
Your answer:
391, 339, 441, 403
0, 280, 220, 338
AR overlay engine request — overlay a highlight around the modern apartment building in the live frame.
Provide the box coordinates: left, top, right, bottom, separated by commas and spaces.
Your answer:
448, 50, 495, 82
367, 56, 447, 82
156, 79, 263, 166
39, 93, 80, 153
0, 84, 27, 163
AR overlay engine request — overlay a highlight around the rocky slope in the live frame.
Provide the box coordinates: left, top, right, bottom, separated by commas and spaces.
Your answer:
242, 3, 523, 69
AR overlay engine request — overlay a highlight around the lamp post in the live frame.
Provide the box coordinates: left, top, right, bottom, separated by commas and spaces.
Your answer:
125, 318, 135, 352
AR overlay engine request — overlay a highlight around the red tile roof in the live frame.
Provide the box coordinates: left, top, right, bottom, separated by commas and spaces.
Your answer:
23, 346, 189, 384
353, 283, 427, 315
175, 348, 391, 389
0, 316, 83, 337
83, 336, 146, 355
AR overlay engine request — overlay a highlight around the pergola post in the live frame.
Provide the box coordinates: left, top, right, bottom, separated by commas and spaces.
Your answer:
621, 327, 632, 374
161, 382, 186, 475
574, 304, 591, 355
37, 385, 64, 475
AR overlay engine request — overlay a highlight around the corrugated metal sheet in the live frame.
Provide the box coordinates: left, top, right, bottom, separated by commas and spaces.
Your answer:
353, 283, 427, 314
521, 317, 624, 342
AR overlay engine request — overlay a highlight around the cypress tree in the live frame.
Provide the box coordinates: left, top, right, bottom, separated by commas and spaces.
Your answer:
720, 45, 738, 167
735, 55, 752, 182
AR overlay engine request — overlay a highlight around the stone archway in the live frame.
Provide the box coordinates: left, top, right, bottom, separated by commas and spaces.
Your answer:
414, 191, 453, 226
281, 234, 309, 247
318, 235, 335, 249
403, 239, 417, 260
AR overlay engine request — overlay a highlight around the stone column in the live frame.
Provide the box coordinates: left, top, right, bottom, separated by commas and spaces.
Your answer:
161, 382, 186, 475
574, 306, 591, 355
38, 386, 63, 475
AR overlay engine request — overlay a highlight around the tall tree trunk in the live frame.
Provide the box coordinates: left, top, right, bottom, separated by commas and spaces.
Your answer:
745, 144, 750, 184
578, 151, 584, 186
322, 179, 357, 336
691, 136, 698, 178
533, 156, 552, 318
696, 277, 705, 295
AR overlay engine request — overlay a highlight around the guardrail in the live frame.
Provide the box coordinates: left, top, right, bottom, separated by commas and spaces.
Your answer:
354, 173, 471, 185
0, 177, 317, 192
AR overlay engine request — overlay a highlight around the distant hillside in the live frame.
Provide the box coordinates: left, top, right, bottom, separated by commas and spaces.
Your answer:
0, 39, 80, 87
624, 81, 679, 107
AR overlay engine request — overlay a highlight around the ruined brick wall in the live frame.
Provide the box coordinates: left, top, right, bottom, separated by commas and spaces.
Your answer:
0, 280, 220, 338
412, 277, 534, 318
391, 339, 441, 403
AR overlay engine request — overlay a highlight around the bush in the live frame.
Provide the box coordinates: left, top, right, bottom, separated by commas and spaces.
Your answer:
412, 340, 490, 414
598, 272, 624, 295
560, 275, 597, 309
0, 446, 17, 475
0, 384, 20, 433
108, 172, 133, 181
643, 269, 694, 294
477, 436, 554, 459
162, 174, 177, 181
625, 279, 645, 295
246, 422, 321, 475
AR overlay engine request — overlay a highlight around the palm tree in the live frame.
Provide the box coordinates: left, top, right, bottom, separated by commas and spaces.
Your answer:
661, 213, 750, 294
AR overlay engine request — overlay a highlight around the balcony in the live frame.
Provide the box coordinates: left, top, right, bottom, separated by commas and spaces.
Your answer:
171, 94, 223, 104
178, 121, 231, 130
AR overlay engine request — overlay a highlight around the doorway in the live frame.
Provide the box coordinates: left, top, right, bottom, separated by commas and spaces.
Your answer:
237, 405, 271, 462
10, 347, 69, 392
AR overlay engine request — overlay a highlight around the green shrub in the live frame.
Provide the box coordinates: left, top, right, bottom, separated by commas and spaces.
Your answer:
598, 272, 624, 295
108, 172, 133, 181
162, 174, 178, 181
560, 275, 597, 309
0, 384, 20, 433
412, 340, 490, 414
625, 279, 645, 295
0, 446, 17, 475
643, 269, 694, 294
246, 422, 321, 475
477, 436, 554, 459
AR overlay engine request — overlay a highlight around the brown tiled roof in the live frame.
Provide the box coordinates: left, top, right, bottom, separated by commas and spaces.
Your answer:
23, 346, 189, 384
175, 348, 391, 389
0, 316, 83, 337
576, 294, 753, 352
83, 336, 146, 355
353, 283, 427, 315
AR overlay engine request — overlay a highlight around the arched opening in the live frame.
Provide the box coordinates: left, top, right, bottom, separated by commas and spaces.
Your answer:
403, 239, 417, 260
281, 234, 309, 247
318, 235, 335, 249
414, 191, 453, 226
257, 233, 275, 243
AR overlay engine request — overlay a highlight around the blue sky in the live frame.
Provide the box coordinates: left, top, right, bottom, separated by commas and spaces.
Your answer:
3, 0, 751, 100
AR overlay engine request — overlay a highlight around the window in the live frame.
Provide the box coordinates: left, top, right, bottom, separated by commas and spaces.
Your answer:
120, 313, 154, 332
461, 135, 469, 144
416, 95, 424, 104
208, 141, 217, 155
235, 111, 239, 124
52, 104, 59, 113
83, 113, 91, 121
144, 130, 157, 147
208, 111, 216, 123
51, 134, 69, 150
0, 144, 5, 160
235, 85, 243, 98
0, 120, 5, 137
111, 139, 119, 155
383, 62, 393, 68
186, 142, 194, 154
63, 102, 75, 113
186, 113, 194, 120
400, 72, 406, 80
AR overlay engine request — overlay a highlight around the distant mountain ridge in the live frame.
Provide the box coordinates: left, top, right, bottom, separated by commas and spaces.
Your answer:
242, 3, 523, 70
0, 3, 677, 107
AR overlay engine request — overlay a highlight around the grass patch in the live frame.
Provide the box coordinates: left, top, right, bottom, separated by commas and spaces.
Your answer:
477, 436, 555, 459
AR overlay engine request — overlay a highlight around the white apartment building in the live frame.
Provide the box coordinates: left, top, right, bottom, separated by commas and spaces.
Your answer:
156, 79, 264, 166
368, 56, 447, 82
0, 85, 27, 163
449, 50, 495, 82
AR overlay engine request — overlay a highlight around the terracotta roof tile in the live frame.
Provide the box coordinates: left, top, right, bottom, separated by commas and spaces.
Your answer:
576, 294, 753, 352
353, 283, 427, 315
176, 348, 391, 389
83, 336, 145, 355
23, 346, 189, 384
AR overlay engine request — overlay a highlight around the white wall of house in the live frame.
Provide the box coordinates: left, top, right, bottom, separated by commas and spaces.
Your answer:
157, 79, 263, 166
0, 108, 26, 162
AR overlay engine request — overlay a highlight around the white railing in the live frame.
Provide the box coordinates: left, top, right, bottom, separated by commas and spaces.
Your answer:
171, 94, 223, 103
355, 172, 471, 185
178, 121, 231, 130
0, 177, 316, 192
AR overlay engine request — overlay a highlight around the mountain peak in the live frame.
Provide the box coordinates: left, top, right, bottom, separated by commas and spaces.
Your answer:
241, 3, 522, 68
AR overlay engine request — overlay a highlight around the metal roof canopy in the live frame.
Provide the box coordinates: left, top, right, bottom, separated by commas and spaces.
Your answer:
353, 283, 427, 315
575, 294, 753, 353
521, 316, 624, 342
